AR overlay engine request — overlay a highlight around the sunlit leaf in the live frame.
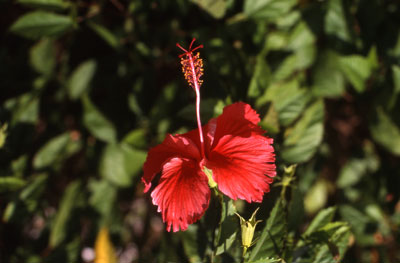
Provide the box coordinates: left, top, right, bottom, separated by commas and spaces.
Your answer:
257, 78, 311, 127
304, 179, 330, 215
250, 257, 282, 263
33, 133, 70, 169
281, 100, 324, 163
0, 177, 26, 193
337, 159, 368, 188
0, 123, 7, 148
339, 55, 372, 93
324, 0, 352, 43
100, 143, 146, 187
4, 93, 39, 124
244, 0, 296, 20
369, 107, 400, 156
304, 207, 336, 236
192, 0, 227, 19
389, 65, 400, 108
10, 11, 73, 39
286, 22, 315, 51
67, 60, 97, 100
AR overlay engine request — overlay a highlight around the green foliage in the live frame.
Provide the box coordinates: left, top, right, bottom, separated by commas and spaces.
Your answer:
50, 181, 83, 248
10, 11, 73, 39
1, 0, 400, 262
248, 199, 286, 262
67, 60, 97, 100
82, 95, 117, 143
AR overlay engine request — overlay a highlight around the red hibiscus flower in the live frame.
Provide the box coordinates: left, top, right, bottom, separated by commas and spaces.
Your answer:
142, 39, 276, 232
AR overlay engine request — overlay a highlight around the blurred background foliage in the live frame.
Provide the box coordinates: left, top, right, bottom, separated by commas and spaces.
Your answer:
1, 0, 400, 262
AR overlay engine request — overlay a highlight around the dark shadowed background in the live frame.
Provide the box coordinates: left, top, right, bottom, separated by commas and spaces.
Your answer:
0, 0, 399, 262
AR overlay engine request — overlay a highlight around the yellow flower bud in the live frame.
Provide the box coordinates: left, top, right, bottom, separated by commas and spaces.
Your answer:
235, 207, 262, 255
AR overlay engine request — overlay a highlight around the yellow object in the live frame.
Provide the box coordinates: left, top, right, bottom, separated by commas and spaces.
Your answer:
235, 207, 262, 256
0, 123, 7, 149
95, 227, 117, 263
203, 166, 217, 188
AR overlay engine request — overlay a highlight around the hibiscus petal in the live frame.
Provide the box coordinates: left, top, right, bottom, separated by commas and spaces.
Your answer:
151, 157, 210, 232
211, 102, 265, 149
142, 134, 200, 192
207, 135, 276, 202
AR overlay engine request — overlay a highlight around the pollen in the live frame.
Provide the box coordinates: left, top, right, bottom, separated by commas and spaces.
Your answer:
180, 52, 204, 89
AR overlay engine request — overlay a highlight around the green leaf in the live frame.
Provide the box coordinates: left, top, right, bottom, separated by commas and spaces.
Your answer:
19, 174, 48, 201
281, 100, 324, 163
339, 205, 374, 245
50, 181, 82, 247
392, 65, 400, 95
191, 0, 227, 19
215, 198, 237, 255
181, 225, 202, 263
304, 179, 330, 215
33, 133, 70, 169
261, 103, 280, 134
3, 174, 48, 222
304, 207, 336, 236
67, 60, 97, 100
248, 53, 271, 98
266, 32, 288, 51
313, 224, 351, 263
312, 51, 345, 97
0, 123, 7, 148
100, 143, 146, 187
389, 65, 400, 108
257, 78, 311, 127
250, 257, 282, 263
248, 199, 286, 262
369, 107, 400, 156
10, 11, 73, 39
87, 21, 120, 49
4, 93, 39, 124
128, 94, 143, 117
30, 38, 56, 76
339, 55, 372, 93
0, 177, 26, 192
82, 95, 117, 143
122, 129, 147, 149
244, 0, 296, 21
337, 159, 368, 188
324, 0, 352, 43
17, 0, 70, 10
286, 22, 315, 51
88, 179, 117, 218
